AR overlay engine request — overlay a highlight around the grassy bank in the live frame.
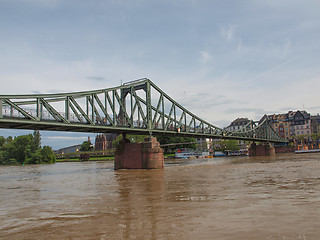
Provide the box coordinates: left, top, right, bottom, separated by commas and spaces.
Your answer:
56, 155, 114, 162
56, 153, 175, 162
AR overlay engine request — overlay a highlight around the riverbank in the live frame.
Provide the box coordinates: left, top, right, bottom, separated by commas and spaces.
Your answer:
56, 153, 176, 163
56, 155, 114, 162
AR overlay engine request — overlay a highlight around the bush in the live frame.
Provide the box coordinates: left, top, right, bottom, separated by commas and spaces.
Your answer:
80, 153, 90, 161
41, 146, 56, 164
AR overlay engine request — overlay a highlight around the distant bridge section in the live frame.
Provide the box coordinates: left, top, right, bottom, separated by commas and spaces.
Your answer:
0, 78, 287, 143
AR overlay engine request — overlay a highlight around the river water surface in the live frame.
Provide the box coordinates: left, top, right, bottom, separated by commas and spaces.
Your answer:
1, 153, 320, 240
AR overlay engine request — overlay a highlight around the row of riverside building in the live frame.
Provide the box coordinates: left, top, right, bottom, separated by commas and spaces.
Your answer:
225, 110, 320, 140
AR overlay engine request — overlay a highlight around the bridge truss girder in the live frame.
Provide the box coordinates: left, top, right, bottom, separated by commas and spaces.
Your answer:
0, 78, 287, 143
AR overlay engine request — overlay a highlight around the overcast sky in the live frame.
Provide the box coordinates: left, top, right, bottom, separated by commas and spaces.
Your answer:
1, 0, 320, 149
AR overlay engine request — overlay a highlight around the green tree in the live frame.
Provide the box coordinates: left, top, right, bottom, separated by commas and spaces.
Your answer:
41, 146, 56, 163
0, 136, 6, 150
25, 149, 42, 164
0, 132, 56, 165
31, 130, 41, 151
6, 136, 13, 143
112, 134, 148, 148
156, 135, 196, 153
225, 140, 240, 152
80, 140, 93, 151
5, 134, 33, 164
311, 133, 320, 143
0, 151, 4, 163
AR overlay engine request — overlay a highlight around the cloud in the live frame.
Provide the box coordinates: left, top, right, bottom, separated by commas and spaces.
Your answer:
220, 24, 237, 42
224, 107, 265, 115
86, 76, 106, 81
199, 51, 212, 65
309, 106, 320, 110
247, 49, 312, 83
1, 0, 61, 8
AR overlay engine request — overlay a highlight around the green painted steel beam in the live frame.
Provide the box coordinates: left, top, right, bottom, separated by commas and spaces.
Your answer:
0, 78, 288, 143
0, 118, 286, 143
69, 97, 93, 124
40, 98, 68, 123
3, 99, 36, 121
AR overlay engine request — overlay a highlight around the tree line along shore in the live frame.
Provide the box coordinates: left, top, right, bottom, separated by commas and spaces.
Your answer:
0, 131, 56, 165
0, 132, 248, 165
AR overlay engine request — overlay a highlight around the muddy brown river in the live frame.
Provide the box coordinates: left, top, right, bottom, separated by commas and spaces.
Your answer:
1, 153, 320, 240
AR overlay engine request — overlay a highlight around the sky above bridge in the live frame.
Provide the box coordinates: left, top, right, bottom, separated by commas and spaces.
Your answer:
1, 0, 320, 149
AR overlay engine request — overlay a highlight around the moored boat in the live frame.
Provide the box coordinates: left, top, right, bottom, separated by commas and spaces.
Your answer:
295, 144, 320, 154
295, 149, 320, 154
175, 149, 211, 159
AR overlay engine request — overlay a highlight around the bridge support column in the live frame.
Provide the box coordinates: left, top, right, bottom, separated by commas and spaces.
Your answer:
248, 142, 275, 156
0, 99, 2, 118
114, 136, 164, 170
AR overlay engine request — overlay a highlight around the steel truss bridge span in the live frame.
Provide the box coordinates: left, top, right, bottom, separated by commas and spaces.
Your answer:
0, 78, 286, 143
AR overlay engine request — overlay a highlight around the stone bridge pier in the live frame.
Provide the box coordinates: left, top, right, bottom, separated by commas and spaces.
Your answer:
114, 136, 164, 170
248, 142, 275, 156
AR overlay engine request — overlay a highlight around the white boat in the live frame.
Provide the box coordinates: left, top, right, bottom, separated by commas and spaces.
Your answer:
225, 149, 249, 156
175, 149, 211, 159
214, 151, 225, 157
175, 149, 196, 159
295, 149, 320, 154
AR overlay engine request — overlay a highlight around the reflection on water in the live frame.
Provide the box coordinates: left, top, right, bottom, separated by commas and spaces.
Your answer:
1, 153, 320, 239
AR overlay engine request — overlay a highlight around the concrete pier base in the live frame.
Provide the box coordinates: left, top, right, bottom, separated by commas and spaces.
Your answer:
114, 136, 164, 170
248, 142, 275, 156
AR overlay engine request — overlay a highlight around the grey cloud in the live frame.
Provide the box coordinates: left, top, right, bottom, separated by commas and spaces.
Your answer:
87, 76, 106, 81
181, 92, 237, 110
224, 107, 265, 115
47, 89, 69, 93
309, 106, 320, 110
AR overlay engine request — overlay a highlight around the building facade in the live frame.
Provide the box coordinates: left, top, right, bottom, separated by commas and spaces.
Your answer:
94, 133, 118, 151
95, 134, 107, 151
267, 113, 290, 139
225, 118, 251, 132
311, 114, 320, 136
56, 144, 82, 154
288, 110, 311, 138
196, 138, 212, 151
263, 110, 311, 140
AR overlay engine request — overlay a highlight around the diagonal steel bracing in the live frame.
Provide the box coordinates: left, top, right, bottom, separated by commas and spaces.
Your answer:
0, 78, 287, 143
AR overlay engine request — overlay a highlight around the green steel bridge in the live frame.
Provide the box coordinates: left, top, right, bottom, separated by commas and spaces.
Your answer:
0, 78, 287, 143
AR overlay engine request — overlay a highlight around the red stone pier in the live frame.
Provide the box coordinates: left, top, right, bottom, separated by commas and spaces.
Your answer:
114, 136, 164, 170
248, 142, 275, 156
